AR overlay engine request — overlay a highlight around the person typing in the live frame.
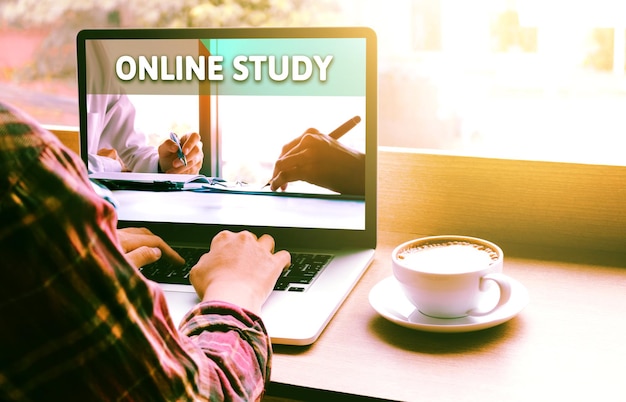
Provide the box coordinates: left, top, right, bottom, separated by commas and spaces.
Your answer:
0, 101, 290, 401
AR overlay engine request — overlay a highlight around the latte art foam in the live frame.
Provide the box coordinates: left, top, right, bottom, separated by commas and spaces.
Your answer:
397, 240, 499, 274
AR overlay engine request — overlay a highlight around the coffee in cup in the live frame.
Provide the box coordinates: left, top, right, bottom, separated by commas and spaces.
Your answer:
392, 235, 512, 319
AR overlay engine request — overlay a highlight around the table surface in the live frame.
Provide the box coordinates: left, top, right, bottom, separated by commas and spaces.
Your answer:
269, 230, 626, 402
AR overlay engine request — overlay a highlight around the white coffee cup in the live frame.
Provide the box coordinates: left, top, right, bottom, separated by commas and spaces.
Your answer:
392, 235, 512, 319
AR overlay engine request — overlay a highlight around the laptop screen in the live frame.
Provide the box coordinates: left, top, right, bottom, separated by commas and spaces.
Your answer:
77, 27, 377, 249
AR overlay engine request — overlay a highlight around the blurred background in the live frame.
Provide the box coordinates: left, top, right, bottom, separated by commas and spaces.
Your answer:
2, 0, 625, 166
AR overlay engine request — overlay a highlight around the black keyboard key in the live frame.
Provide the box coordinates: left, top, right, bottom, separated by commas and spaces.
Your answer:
273, 279, 291, 291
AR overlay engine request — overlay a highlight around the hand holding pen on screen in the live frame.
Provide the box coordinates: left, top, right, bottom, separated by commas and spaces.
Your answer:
157, 132, 204, 174
267, 115, 366, 195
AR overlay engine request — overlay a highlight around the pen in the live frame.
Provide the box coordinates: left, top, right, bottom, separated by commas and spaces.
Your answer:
169, 132, 187, 167
328, 115, 361, 140
263, 115, 362, 188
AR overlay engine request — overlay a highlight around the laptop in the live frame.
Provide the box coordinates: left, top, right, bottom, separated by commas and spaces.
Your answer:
76, 27, 377, 345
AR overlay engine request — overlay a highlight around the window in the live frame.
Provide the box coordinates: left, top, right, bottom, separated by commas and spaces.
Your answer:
343, 0, 626, 166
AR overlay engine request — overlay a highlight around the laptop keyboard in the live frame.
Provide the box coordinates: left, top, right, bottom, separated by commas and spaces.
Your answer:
139, 247, 333, 292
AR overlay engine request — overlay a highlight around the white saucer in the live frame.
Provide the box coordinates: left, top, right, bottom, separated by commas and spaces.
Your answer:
369, 276, 529, 333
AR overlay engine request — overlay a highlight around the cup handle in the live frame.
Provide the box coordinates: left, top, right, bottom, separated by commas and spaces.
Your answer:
467, 272, 513, 317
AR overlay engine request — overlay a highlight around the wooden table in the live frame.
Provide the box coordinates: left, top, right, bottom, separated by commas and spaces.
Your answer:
267, 230, 626, 401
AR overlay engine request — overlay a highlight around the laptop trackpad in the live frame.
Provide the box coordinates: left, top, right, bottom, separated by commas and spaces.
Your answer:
163, 290, 199, 327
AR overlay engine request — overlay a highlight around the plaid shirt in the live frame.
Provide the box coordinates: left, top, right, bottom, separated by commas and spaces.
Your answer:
0, 102, 271, 401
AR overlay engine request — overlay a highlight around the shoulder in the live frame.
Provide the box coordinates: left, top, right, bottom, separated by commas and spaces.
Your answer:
0, 101, 60, 158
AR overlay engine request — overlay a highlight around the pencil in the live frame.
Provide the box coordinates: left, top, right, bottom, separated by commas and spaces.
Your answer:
328, 115, 361, 140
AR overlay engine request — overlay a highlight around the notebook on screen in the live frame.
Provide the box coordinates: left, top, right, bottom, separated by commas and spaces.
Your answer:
76, 27, 377, 345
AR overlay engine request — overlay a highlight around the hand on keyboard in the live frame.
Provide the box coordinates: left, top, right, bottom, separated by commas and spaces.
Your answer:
117, 227, 184, 269
189, 231, 291, 315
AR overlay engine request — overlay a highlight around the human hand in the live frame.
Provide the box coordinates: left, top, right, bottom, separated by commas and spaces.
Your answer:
189, 231, 290, 315
117, 227, 185, 269
97, 148, 128, 172
269, 128, 366, 195
158, 132, 203, 174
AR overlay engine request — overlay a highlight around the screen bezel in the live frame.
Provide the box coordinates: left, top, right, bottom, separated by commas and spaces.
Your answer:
76, 27, 377, 250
